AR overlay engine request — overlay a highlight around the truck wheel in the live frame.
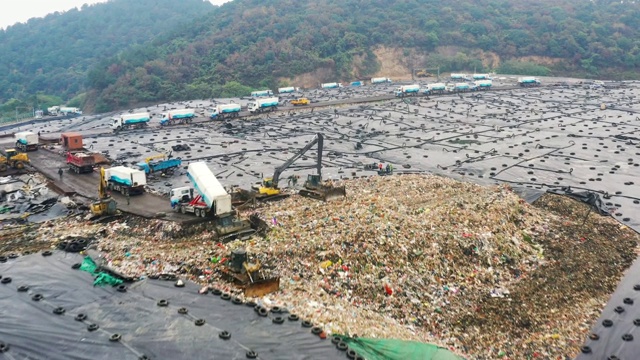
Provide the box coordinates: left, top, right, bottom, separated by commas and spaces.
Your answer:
195, 209, 201, 217
14, 162, 24, 170
180, 206, 186, 214
0, 164, 7, 172
201, 210, 207, 218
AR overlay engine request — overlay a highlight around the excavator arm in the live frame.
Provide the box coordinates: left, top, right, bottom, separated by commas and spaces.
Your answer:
98, 167, 108, 199
271, 133, 323, 188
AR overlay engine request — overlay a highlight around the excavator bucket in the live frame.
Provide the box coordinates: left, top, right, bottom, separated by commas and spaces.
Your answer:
244, 277, 280, 297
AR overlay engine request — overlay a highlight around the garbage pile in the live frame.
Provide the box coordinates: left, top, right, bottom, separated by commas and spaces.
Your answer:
2, 174, 637, 359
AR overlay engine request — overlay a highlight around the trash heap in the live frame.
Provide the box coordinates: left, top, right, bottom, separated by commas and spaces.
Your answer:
3, 174, 638, 360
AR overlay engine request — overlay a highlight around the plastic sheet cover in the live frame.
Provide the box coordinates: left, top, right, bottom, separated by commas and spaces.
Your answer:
0, 251, 351, 360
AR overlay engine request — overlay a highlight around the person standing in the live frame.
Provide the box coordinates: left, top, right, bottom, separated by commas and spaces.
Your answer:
58, 168, 63, 180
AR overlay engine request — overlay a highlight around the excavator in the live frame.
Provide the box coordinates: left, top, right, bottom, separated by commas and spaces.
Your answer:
90, 167, 118, 218
0, 149, 29, 172
254, 133, 346, 201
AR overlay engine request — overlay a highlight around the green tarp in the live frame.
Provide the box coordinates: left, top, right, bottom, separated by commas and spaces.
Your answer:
79, 256, 123, 287
338, 336, 466, 360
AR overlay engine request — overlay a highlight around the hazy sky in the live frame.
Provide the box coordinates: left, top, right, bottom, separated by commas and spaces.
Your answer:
0, 0, 230, 29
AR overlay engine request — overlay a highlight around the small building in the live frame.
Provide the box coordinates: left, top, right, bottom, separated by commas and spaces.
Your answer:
60, 132, 83, 151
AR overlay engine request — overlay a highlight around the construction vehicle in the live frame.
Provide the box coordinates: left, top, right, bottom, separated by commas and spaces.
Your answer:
160, 109, 195, 126
247, 97, 279, 114
0, 149, 29, 172
111, 112, 150, 131
170, 162, 254, 241
290, 98, 310, 106
415, 70, 433, 78
104, 166, 147, 195
136, 154, 181, 175
15, 131, 39, 152
223, 247, 280, 297
66, 152, 95, 174
255, 133, 346, 201
90, 167, 118, 218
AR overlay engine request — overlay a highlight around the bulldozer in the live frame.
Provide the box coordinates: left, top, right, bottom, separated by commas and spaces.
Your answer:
415, 69, 433, 78
90, 167, 118, 218
299, 174, 346, 201
223, 247, 280, 297
0, 149, 29, 172
256, 133, 346, 202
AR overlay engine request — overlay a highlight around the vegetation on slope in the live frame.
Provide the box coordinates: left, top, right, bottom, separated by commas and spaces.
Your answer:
0, 0, 213, 107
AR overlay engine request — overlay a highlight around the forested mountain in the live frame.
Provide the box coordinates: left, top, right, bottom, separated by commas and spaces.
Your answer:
0, 0, 213, 105
5, 0, 640, 114
84, 0, 640, 111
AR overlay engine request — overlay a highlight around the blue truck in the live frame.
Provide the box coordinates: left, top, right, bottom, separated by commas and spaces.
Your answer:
136, 158, 182, 175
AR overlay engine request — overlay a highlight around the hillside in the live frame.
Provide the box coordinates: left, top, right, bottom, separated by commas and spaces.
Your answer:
0, 0, 214, 105
83, 0, 640, 111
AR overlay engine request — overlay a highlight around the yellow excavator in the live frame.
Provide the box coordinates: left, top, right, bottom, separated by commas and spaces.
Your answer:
254, 133, 346, 201
90, 167, 117, 217
0, 149, 29, 172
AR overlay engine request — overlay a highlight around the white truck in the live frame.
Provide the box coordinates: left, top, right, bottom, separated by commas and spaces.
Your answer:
423, 83, 446, 94
170, 162, 232, 218
59, 107, 82, 116
104, 166, 147, 195
371, 77, 392, 84
251, 90, 274, 97
111, 112, 150, 131
472, 74, 491, 80
518, 77, 541, 87
474, 80, 492, 89
451, 73, 470, 81
395, 84, 420, 97
47, 106, 60, 116
247, 97, 279, 114
160, 109, 195, 126
277, 86, 298, 94
321, 82, 342, 89
15, 131, 39, 152
210, 103, 242, 120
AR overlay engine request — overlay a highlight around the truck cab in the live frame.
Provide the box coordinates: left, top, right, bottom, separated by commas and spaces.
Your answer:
170, 186, 194, 208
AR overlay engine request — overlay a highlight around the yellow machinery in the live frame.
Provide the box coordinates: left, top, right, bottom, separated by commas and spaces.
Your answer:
254, 133, 346, 202
0, 149, 29, 172
90, 167, 117, 217
144, 153, 166, 163
291, 98, 310, 106
224, 247, 280, 297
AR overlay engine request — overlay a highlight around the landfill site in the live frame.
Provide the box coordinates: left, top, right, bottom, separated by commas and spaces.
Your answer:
1, 76, 640, 360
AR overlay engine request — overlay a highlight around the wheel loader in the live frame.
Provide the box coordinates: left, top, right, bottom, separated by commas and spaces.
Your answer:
0, 149, 29, 172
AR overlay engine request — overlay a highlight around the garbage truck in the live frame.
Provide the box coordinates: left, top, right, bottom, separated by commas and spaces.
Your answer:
136, 158, 182, 175
395, 84, 420, 97
59, 107, 82, 116
350, 81, 363, 87
424, 83, 446, 94
371, 77, 391, 84
247, 97, 279, 114
474, 80, 492, 89
321, 83, 342, 89
518, 77, 541, 87
277, 87, 298, 94
160, 109, 195, 126
104, 166, 147, 195
451, 73, 469, 81
210, 103, 242, 120
170, 162, 255, 240
111, 112, 150, 131
449, 83, 471, 92
251, 90, 273, 97
15, 131, 39, 152
472, 74, 491, 80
